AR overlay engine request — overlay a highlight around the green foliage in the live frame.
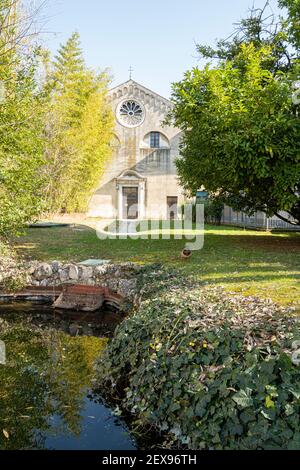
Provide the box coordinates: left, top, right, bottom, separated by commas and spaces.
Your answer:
279, 0, 300, 49
0, 241, 27, 292
98, 269, 300, 450
44, 32, 114, 213
187, 197, 223, 225
0, 1, 46, 237
1, 13, 114, 234
1, 273, 27, 293
203, 197, 224, 225
169, 43, 300, 224
197, 2, 299, 72
168, 2, 300, 225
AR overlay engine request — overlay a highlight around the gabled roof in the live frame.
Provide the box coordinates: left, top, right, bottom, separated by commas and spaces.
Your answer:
109, 79, 172, 107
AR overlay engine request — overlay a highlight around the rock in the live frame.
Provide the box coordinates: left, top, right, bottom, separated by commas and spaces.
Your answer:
132, 264, 143, 272
59, 268, 69, 283
105, 264, 118, 274
79, 266, 94, 281
34, 263, 53, 281
69, 265, 79, 281
94, 265, 109, 276
106, 279, 119, 292
28, 265, 37, 275
40, 279, 49, 287
51, 261, 62, 273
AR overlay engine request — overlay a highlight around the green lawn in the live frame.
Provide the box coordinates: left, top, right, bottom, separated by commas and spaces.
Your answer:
14, 224, 300, 310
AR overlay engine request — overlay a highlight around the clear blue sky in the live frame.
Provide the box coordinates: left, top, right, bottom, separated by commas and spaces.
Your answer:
44, 0, 281, 98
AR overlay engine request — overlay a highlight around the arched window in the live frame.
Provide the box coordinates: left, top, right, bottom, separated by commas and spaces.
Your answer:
150, 132, 160, 148
142, 132, 170, 149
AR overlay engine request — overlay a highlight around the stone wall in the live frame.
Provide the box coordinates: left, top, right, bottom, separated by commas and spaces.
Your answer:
29, 261, 142, 303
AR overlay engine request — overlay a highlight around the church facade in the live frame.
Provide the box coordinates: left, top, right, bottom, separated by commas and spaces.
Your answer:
88, 79, 184, 220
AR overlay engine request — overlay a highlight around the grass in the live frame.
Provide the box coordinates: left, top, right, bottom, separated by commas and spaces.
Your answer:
13, 223, 300, 310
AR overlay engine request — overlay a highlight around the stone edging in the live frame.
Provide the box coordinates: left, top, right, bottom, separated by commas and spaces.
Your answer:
28, 261, 142, 304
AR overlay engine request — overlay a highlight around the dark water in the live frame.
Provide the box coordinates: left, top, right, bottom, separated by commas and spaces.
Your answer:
0, 303, 136, 450
42, 394, 136, 450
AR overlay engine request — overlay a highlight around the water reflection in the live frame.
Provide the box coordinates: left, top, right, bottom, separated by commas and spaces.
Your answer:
0, 310, 136, 450
43, 394, 135, 450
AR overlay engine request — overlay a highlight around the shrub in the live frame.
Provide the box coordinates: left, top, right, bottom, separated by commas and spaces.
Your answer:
184, 197, 224, 225
97, 268, 300, 450
0, 241, 27, 292
204, 198, 224, 225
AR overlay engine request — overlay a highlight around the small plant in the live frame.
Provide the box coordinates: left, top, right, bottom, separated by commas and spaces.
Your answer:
1, 273, 27, 293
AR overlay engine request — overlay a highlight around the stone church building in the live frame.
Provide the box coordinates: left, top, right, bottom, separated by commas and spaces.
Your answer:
87, 78, 298, 230
88, 79, 184, 220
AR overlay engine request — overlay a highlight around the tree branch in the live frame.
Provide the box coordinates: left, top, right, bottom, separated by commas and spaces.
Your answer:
274, 212, 299, 226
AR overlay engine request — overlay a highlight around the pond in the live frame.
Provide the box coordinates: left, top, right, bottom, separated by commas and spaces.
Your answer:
0, 302, 137, 450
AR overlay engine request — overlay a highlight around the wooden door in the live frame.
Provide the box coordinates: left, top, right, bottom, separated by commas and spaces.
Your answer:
122, 187, 139, 219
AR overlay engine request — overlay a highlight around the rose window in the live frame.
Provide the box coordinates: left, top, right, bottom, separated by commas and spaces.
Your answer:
117, 100, 145, 127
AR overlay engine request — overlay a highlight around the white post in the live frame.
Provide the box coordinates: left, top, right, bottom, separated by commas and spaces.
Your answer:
117, 185, 123, 220
139, 182, 145, 220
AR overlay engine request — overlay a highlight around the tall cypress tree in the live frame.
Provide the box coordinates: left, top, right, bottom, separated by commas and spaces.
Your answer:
45, 32, 114, 213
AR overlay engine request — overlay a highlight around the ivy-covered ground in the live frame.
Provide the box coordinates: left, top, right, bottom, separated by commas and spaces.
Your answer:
14, 224, 300, 309
97, 266, 300, 450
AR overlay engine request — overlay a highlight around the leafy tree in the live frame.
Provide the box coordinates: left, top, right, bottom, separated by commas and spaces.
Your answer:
168, 2, 300, 225
197, 2, 295, 72
0, 0, 46, 237
279, 0, 300, 49
44, 32, 114, 213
